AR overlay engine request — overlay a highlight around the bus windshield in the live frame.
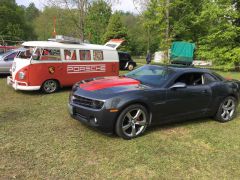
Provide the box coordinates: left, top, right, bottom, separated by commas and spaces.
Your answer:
16, 47, 34, 59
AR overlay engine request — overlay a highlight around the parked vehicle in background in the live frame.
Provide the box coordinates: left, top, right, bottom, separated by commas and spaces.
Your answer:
7, 35, 120, 93
0, 48, 25, 74
193, 60, 212, 66
69, 65, 240, 139
0, 46, 17, 55
118, 51, 137, 71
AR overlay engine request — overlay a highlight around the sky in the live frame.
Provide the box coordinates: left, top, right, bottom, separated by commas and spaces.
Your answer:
16, 0, 139, 13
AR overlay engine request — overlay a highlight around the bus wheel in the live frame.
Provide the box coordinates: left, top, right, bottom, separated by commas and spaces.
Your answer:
42, 79, 59, 93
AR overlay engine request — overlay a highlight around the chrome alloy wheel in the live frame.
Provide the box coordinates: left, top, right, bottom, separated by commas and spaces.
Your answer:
43, 80, 58, 93
122, 108, 147, 137
220, 98, 235, 121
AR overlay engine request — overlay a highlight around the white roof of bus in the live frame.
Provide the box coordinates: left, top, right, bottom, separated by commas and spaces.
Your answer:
22, 41, 116, 51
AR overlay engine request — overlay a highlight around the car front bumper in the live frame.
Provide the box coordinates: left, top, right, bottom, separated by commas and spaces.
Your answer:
7, 76, 41, 91
68, 102, 118, 134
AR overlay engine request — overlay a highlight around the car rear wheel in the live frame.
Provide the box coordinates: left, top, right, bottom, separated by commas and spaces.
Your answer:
42, 79, 59, 93
128, 64, 134, 71
215, 96, 237, 122
115, 104, 149, 139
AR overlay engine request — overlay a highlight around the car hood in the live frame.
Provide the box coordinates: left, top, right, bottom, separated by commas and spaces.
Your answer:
78, 76, 143, 94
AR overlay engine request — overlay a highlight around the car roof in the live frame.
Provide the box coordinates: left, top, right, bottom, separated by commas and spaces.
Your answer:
150, 64, 212, 73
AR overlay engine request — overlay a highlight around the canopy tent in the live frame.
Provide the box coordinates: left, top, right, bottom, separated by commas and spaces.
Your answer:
170, 41, 195, 65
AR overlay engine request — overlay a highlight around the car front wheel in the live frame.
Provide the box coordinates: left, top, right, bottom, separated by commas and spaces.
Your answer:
115, 104, 149, 139
215, 96, 237, 122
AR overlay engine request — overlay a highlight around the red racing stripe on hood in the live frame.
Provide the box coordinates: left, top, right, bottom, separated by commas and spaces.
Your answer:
80, 76, 140, 91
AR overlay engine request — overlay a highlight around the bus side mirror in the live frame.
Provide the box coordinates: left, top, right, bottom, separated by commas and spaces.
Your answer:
32, 53, 39, 60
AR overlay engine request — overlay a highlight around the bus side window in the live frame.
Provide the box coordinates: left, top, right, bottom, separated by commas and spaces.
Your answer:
79, 50, 91, 60
93, 50, 103, 61
40, 49, 61, 61
64, 49, 76, 60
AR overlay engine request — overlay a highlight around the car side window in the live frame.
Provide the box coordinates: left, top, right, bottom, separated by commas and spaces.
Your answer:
175, 73, 204, 86
203, 73, 218, 84
119, 53, 129, 61
4, 52, 17, 61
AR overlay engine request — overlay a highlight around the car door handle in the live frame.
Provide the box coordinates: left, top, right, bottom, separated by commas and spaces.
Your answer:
201, 89, 208, 94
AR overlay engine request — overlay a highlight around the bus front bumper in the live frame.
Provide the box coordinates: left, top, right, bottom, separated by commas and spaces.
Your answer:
7, 76, 41, 91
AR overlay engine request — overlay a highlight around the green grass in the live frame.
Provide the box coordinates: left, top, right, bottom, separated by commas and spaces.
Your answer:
1, 70, 240, 179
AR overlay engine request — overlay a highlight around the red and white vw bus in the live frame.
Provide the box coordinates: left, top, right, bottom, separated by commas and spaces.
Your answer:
7, 36, 121, 93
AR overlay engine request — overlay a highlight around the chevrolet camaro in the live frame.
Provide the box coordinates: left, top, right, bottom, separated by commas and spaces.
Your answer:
68, 65, 240, 139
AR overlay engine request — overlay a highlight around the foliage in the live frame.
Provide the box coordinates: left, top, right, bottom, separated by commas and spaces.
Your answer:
25, 3, 40, 22
85, 0, 112, 44
0, 0, 39, 44
143, 0, 166, 54
0, 0, 25, 43
120, 12, 155, 56
34, 7, 78, 40
103, 12, 129, 51
142, 0, 240, 68
196, 0, 240, 69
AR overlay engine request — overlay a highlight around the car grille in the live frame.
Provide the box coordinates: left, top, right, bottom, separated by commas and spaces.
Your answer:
73, 95, 104, 109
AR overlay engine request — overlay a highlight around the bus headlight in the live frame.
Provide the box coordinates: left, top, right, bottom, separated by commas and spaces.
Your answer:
12, 62, 16, 72
19, 72, 25, 80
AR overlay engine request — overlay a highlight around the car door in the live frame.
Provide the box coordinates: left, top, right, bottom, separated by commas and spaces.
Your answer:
0, 52, 17, 73
160, 72, 212, 122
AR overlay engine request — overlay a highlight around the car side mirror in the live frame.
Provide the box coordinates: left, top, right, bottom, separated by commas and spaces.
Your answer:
169, 82, 186, 89
4, 57, 9, 61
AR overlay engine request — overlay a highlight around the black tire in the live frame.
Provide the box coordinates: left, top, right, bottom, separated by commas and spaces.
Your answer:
115, 104, 149, 139
128, 64, 134, 71
215, 96, 237, 122
41, 79, 59, 94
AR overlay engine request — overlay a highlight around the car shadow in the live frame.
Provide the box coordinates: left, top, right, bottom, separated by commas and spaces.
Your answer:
11, 86, 73, 96
145, 118, 212, 135
76, 117, 213, 140
0, 74, 9, 78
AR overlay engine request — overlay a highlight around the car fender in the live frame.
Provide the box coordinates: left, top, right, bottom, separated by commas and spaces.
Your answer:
124, 62, 129, 69
111, 95, 153, 125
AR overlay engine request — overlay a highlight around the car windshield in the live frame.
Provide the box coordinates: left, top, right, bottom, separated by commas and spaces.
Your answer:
0, 50, 14, 59
125, 65, 174, 86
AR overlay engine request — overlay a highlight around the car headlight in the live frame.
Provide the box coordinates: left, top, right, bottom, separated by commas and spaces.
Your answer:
92, 100, 104, 109
19, 72, 25, 80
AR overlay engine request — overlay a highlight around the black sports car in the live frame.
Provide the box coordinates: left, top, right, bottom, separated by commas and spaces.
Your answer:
68, 65, 240, 139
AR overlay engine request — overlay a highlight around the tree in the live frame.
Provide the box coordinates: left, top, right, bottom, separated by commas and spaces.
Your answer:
85, 0, 112, 44
25, 3, 40, 22
196, 0, 240, 69
103, 12, 129, 51
34, 7, 78, 40
0, 0, 29, 44
48, 0, 89, 40
143, 0, 167, 54
120, 12, 152, 55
